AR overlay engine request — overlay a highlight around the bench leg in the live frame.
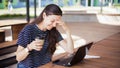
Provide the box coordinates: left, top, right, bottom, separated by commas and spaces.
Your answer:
0, 30, 5, 43
11, 24, 26, 40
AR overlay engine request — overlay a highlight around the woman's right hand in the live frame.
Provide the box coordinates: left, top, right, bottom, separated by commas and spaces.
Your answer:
56, 19, 70, 33
27, 40, 43, 51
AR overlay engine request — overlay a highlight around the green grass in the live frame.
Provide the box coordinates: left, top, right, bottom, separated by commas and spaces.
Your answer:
0, 14, 35, 20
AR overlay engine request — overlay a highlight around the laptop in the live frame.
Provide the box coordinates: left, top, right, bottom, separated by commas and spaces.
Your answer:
53, 42, 93, 67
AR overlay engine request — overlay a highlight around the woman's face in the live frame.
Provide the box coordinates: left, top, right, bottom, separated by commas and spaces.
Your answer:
43, 14, 61, 30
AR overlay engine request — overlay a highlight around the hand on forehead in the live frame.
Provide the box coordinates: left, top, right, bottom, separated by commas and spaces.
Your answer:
49, 15, 61, 20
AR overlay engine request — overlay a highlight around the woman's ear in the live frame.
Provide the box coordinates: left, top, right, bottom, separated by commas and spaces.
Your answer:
43, 12, 46, 19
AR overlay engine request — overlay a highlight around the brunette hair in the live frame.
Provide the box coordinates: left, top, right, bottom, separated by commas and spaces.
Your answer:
31, 4, 62, 54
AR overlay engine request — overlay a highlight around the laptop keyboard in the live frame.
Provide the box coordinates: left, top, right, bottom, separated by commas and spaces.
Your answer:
53, 54, 74, 66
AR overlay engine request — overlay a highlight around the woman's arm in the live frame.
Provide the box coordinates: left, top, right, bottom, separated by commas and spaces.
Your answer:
16, 40, 43, 62
16, 45, 30, 62
57, 21, 74, 54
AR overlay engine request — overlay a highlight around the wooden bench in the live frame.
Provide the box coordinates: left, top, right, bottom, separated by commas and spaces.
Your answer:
11, 24, 26, 40
0, 20, 27, 40
0, 20, 27, 67
0, 40, 17, 67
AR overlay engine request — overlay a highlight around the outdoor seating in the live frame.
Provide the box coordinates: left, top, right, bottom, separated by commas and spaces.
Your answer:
0, 40, 17, 67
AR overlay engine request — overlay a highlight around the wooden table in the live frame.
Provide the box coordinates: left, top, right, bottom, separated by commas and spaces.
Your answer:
38, 62, 66, 68
38, 47, 81, 68
0, 20, 27, 40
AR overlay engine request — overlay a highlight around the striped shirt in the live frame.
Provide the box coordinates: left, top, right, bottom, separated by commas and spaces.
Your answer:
17, 23, 63, 68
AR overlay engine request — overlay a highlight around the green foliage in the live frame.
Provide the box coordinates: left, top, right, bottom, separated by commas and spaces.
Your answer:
0, 14, 26, 20
113, 3, 120, 7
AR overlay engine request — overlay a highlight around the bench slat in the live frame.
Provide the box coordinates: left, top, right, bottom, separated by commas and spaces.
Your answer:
0, 45, 17, 56
0, 40, 17, 49
0, 56, 17, 67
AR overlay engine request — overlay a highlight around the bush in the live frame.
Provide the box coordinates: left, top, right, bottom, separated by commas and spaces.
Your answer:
0, 14, 26, 20
113, 3, 120, 7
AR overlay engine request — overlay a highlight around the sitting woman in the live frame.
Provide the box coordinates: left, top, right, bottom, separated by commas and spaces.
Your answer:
16, 4, 74, 68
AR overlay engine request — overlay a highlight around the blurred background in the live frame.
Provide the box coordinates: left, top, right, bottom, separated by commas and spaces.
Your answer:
0, 0, 120, 16
0, 0, 120, 68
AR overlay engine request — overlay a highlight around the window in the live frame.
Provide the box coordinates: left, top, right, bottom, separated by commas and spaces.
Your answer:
8, 0, 13, 3
11, 0, 13, 3
19, 0, 26, 2
118, 0, 120, 3
0, 0, 2, 3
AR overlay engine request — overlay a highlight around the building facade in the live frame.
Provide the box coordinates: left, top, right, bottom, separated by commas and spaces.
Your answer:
0, 0, 120, 9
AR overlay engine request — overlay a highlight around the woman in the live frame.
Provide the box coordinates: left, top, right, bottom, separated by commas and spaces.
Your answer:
16, 4, 74, 68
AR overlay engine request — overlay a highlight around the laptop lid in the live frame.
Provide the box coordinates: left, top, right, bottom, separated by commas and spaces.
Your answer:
53, 42, 93, 66
69, 42, 93, 66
